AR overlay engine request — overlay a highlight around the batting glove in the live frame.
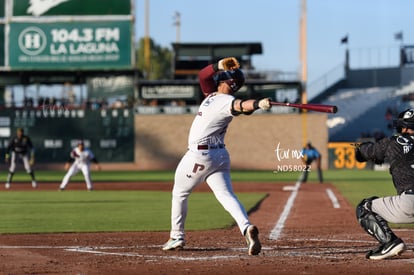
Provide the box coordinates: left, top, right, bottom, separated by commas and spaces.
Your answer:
255, 98, 272, 110
218, 57, 240, 71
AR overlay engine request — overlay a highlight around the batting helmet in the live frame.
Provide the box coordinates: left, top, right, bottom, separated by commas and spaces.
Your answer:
214, 69, 245, 93
393, 108, 414, 132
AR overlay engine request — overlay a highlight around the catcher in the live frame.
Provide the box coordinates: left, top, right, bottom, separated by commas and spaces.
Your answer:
354, 108, 414, 260
4, 128, 37, 189
162, 57, 271, 255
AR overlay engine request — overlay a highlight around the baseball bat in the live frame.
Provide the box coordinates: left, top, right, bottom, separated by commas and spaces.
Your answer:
270, 101, 338, 113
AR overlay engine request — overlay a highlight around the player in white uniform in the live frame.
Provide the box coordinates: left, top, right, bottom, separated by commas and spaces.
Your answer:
59, 141, 100, 191
162, 57, 272, 255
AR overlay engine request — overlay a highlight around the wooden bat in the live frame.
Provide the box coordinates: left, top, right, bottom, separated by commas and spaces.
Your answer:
270, 102, 338, 113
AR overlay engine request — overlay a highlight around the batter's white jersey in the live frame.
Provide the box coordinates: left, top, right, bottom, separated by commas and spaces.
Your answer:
188, 93, 234, 149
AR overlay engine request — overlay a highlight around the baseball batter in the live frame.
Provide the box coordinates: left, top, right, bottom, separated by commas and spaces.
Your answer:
355, 108, 414, 260
5, 128, 37, 189
162, 57, 271, 255
59, 141, 100, 191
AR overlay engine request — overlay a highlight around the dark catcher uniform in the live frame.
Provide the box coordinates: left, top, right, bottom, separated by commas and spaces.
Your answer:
5, 128, 37, 189
355, 108, 414, 260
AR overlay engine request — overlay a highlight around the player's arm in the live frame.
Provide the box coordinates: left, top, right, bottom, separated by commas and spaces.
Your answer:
355, 138, 388, 164
27, 137, 35, 165
70, 149, 79, 159
300, 149, 307, 164
64, 150, 76, 170
5, 138, 13, 163
198, 64, 218, 97
231, 98, 272, 115
64, 158, 74, 170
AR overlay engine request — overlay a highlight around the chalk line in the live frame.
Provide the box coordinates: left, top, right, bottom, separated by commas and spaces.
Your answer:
326, 188, 341, 208
269, 181, 301, 240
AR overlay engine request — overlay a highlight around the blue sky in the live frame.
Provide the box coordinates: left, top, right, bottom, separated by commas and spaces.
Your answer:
134, 0, 412, 98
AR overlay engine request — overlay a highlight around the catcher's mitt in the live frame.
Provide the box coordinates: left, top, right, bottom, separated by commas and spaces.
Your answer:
218, 57, 240, 71
351, 143, 367, 162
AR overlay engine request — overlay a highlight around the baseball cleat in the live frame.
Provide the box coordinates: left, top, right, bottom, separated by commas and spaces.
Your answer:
245, 225, 261, 255
5, 182, 10, 189
162, 238, 185, 251
32, 181, 37, 188
366, 238, 405, 260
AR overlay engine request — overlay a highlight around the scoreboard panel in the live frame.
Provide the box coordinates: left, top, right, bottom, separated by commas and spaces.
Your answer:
0, 108, 134, 163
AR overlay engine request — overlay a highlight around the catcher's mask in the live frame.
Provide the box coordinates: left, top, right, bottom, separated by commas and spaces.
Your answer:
214, 69, 245, 93
393, 108, 414, 133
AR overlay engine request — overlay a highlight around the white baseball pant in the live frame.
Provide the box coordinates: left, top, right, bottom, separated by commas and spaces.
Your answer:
60, 163, 93, 190
169, 148, 251, 240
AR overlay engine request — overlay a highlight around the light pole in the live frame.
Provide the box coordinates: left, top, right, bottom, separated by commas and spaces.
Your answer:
299, 0, 308, 147
144, 0, 150, 78
300, 0, 307, 104
173, 11, 181, 43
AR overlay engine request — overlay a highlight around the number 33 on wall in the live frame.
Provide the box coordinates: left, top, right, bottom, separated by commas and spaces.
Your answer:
328, 143, 367, 169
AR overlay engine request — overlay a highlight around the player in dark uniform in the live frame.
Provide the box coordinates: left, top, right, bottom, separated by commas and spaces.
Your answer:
354, 108, 414, 260
5, 128, 37, 189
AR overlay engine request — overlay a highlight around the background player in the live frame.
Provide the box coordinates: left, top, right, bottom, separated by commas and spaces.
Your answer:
5, 128, 37, 189
354, 108, 414, 260
299, 142, 323, 184
162, 57, 271, 255
59, 141, 100, 191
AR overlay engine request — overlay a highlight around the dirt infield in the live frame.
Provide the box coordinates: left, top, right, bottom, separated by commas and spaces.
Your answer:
1, 181, 414, 274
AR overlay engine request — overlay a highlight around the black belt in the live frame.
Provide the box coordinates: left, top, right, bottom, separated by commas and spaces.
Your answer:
197, 144, 225, 150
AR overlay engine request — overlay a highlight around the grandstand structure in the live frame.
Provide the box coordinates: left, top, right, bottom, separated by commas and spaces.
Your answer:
137, 42, 302, 113
310, 46, 414, 142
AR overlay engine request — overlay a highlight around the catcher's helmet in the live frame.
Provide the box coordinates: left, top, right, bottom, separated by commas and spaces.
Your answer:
393, 109, 414, 132
214, 69, 245, 93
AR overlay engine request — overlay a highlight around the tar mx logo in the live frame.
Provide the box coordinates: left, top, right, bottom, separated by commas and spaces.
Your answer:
18, 27, 47, 56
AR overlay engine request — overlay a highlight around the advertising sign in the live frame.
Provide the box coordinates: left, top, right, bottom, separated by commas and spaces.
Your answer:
9, 21, 132, 69
87, 76, 134, 99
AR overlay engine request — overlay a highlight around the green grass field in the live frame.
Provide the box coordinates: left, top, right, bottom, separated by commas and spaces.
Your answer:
0, 169, 398, 234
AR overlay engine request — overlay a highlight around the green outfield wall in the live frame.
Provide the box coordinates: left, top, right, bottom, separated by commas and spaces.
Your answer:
0, 108, 134, 163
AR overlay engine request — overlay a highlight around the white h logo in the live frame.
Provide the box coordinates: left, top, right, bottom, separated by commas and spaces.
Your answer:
18, 27, 47, 55
24, 33, 41, 49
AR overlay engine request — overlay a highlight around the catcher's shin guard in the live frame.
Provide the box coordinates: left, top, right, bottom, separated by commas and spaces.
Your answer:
356, 197, 398, 244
